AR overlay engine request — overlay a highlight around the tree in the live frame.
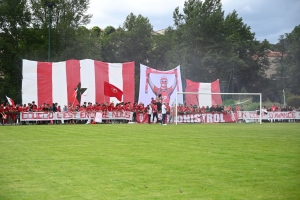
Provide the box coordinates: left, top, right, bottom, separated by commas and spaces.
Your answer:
171, 0, 268, 98
0, 0, 31, 103
29, 0, 93, 61
0, 0, 96, 103
100, 13, 154, 100
284, 25, 300, 95
91, 26, 101, 37
148, 27, 176, 71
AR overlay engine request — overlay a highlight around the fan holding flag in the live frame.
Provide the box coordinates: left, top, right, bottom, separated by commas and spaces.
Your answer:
6, 96, 15, 107
1, 96, 14, 121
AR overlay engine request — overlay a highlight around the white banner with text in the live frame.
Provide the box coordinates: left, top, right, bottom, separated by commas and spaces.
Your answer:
20, 111, 133, 121
238, 111, 300, 120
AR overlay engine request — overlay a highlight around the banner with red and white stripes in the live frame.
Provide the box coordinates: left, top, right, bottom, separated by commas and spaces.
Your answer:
185, 79, 222, 108
22, 59, 135, 107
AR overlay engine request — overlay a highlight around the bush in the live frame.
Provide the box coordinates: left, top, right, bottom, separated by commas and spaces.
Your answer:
242, 102, 260, 111
287, 95, 300, 108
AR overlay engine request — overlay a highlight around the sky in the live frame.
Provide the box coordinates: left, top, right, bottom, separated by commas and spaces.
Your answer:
87, 0, 300, 44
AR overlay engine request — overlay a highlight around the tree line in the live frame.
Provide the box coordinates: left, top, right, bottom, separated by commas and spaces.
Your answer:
0, 0, 299, 104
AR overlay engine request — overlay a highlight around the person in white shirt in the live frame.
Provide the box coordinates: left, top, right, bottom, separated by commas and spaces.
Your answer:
161, 103, 167, 125
147, 104, 153, 124
169, 102, 176, 123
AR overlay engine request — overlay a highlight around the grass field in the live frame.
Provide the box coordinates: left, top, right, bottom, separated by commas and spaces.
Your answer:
0, 123, 299, 200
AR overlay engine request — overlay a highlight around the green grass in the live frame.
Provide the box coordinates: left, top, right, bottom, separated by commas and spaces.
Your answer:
0, 123, 299, 200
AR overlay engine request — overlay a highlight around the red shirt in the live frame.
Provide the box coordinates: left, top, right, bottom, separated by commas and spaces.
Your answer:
107, 105, 115, 111
138, 105, 144, 113
152, 105, 157, 113
166, 104, 170, 112
116, 105, 124, 111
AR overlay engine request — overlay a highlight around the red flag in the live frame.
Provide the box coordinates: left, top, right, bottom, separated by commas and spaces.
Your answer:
6, 96, 15, 107
104, 81, 123, 101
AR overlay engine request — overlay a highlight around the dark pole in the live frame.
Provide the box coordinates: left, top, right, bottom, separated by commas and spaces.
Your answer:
48, 6, 51, 62
46, 1, 55, 62
232, 62, 235, 93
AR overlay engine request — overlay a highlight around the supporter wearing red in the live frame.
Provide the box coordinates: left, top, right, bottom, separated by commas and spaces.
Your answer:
181, 104, 188, 113
31, 101, 38, 112
200, 106, 206, 113
101, 103, 108, 113
152, 103, 158, 123
235, 104, 241, 111
150, 97, 156, 104
3, 104, 10, 112
116, 103, 124, 112
226, 105, 232, 113
85, 102, 93, 112
166, 103, 170, 114
177, 104, 184, 113
95, 103, 102, 112
17, 104, 24, 112
271, 104, 277, 112
137, 103, 145, 113
107, 102, 115, 111
11, 104, 19, 112
0, 104, 4, 125
124, 102, 131, 111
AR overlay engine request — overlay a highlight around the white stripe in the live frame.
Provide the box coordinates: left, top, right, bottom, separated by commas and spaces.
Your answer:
108, 63, 123, 102
22, 60, 38, 105
198, 83, 212, 107
52, 61, 68, 106
80, 59, 96, 104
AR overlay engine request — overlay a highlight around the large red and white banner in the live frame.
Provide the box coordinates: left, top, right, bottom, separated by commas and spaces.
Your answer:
22, 59, 135, 107
185, 79, 222, 108
138, 64, 183, 105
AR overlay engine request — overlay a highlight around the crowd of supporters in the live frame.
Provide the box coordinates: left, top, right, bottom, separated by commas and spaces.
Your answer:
0, 100, 240, 115
1, 99, 299, 124
265, 104, 299, 112
0, 98, 240, 124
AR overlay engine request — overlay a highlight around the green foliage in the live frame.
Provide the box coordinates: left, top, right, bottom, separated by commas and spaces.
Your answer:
287, 95, 300, 108
91, 26, 101, 37
0, 0, 31, 103
170, 0, 268, 94
241, 102, 258, 111
0, 0, 96, 103
222, 98, 235, 106
103, 25, 116, 36
285, 25, 300, 95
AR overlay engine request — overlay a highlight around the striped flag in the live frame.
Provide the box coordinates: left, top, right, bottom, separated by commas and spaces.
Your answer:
22, 59, 135, 107
185, 79, 222, 108
6, 96, 15, 107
